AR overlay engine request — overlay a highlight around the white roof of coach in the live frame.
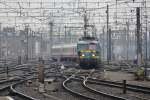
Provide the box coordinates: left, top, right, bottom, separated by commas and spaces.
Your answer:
78, 40, 98, 44
52, 43, 77, 48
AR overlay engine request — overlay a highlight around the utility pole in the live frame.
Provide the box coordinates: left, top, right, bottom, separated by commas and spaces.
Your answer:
136, 7, 142, 66
149, 30, 150, 60
143, 0, 148, 78
102, 26, 105, 60
40, 31, 43, 58
108, 29, 111, 61
64, 26, 67, 43
25, 25, 29, 62
49, 22, 53, 59
84, 10, 88, 37
0, 33, 2, 59
0, 23, 1, 59
31, 31, 34, 59
106, 5, 110, 63
126, 22, 129, 61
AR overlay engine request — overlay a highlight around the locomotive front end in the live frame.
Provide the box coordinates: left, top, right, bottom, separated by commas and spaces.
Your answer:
79, 49, 99, 68
77, 37, 101, 69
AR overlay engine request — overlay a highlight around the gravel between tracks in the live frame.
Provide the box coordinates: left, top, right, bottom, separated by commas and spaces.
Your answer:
14, 80, 56, 100
14, 77, 85, 100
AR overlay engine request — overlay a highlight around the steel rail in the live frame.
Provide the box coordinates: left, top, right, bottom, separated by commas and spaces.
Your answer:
63, 76, 96, 100
10, 80, 37, 100
88, 78, 150, 94
63, 75, 128, 100
83, 77, 127, 100
0, 79, 21, 93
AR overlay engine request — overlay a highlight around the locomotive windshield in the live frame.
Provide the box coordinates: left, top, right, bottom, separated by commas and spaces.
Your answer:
77, 43, 98, 51
77, 44, 89, 50
89, 43, 96, 49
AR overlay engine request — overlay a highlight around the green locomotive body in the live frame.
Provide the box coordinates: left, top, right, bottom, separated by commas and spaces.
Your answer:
77, 37, 101, 69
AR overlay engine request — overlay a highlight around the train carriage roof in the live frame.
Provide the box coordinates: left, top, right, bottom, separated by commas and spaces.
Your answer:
77, 40, 99, 44
78, 36, 99, 44
52, 43, 76, 48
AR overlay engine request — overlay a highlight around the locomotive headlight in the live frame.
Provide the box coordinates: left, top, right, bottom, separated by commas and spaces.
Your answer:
92, 54, 96, 57
81, 54, 85, 57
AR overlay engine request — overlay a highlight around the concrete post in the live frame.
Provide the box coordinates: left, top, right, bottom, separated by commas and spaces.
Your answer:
123, 80, 126, 94
18, 56, 21, 65
38, 58, 44, 84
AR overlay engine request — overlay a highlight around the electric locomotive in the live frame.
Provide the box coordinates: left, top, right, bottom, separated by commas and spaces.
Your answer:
77, 36, 101, 69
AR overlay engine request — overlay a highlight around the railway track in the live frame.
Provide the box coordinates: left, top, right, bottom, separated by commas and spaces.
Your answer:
0, 62, 39, 81
103, 61, 139, 74
88, 78, 150, 94
10, 80, 37, 100
63, 76, 95, 100
0, 78, 36, 100
0, 79, 21, 96
0, 60, 40, 100
0, 59, 58, 100
13, 75, 86, 100
63, 75, 126, 100
86, 77, 150, 100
